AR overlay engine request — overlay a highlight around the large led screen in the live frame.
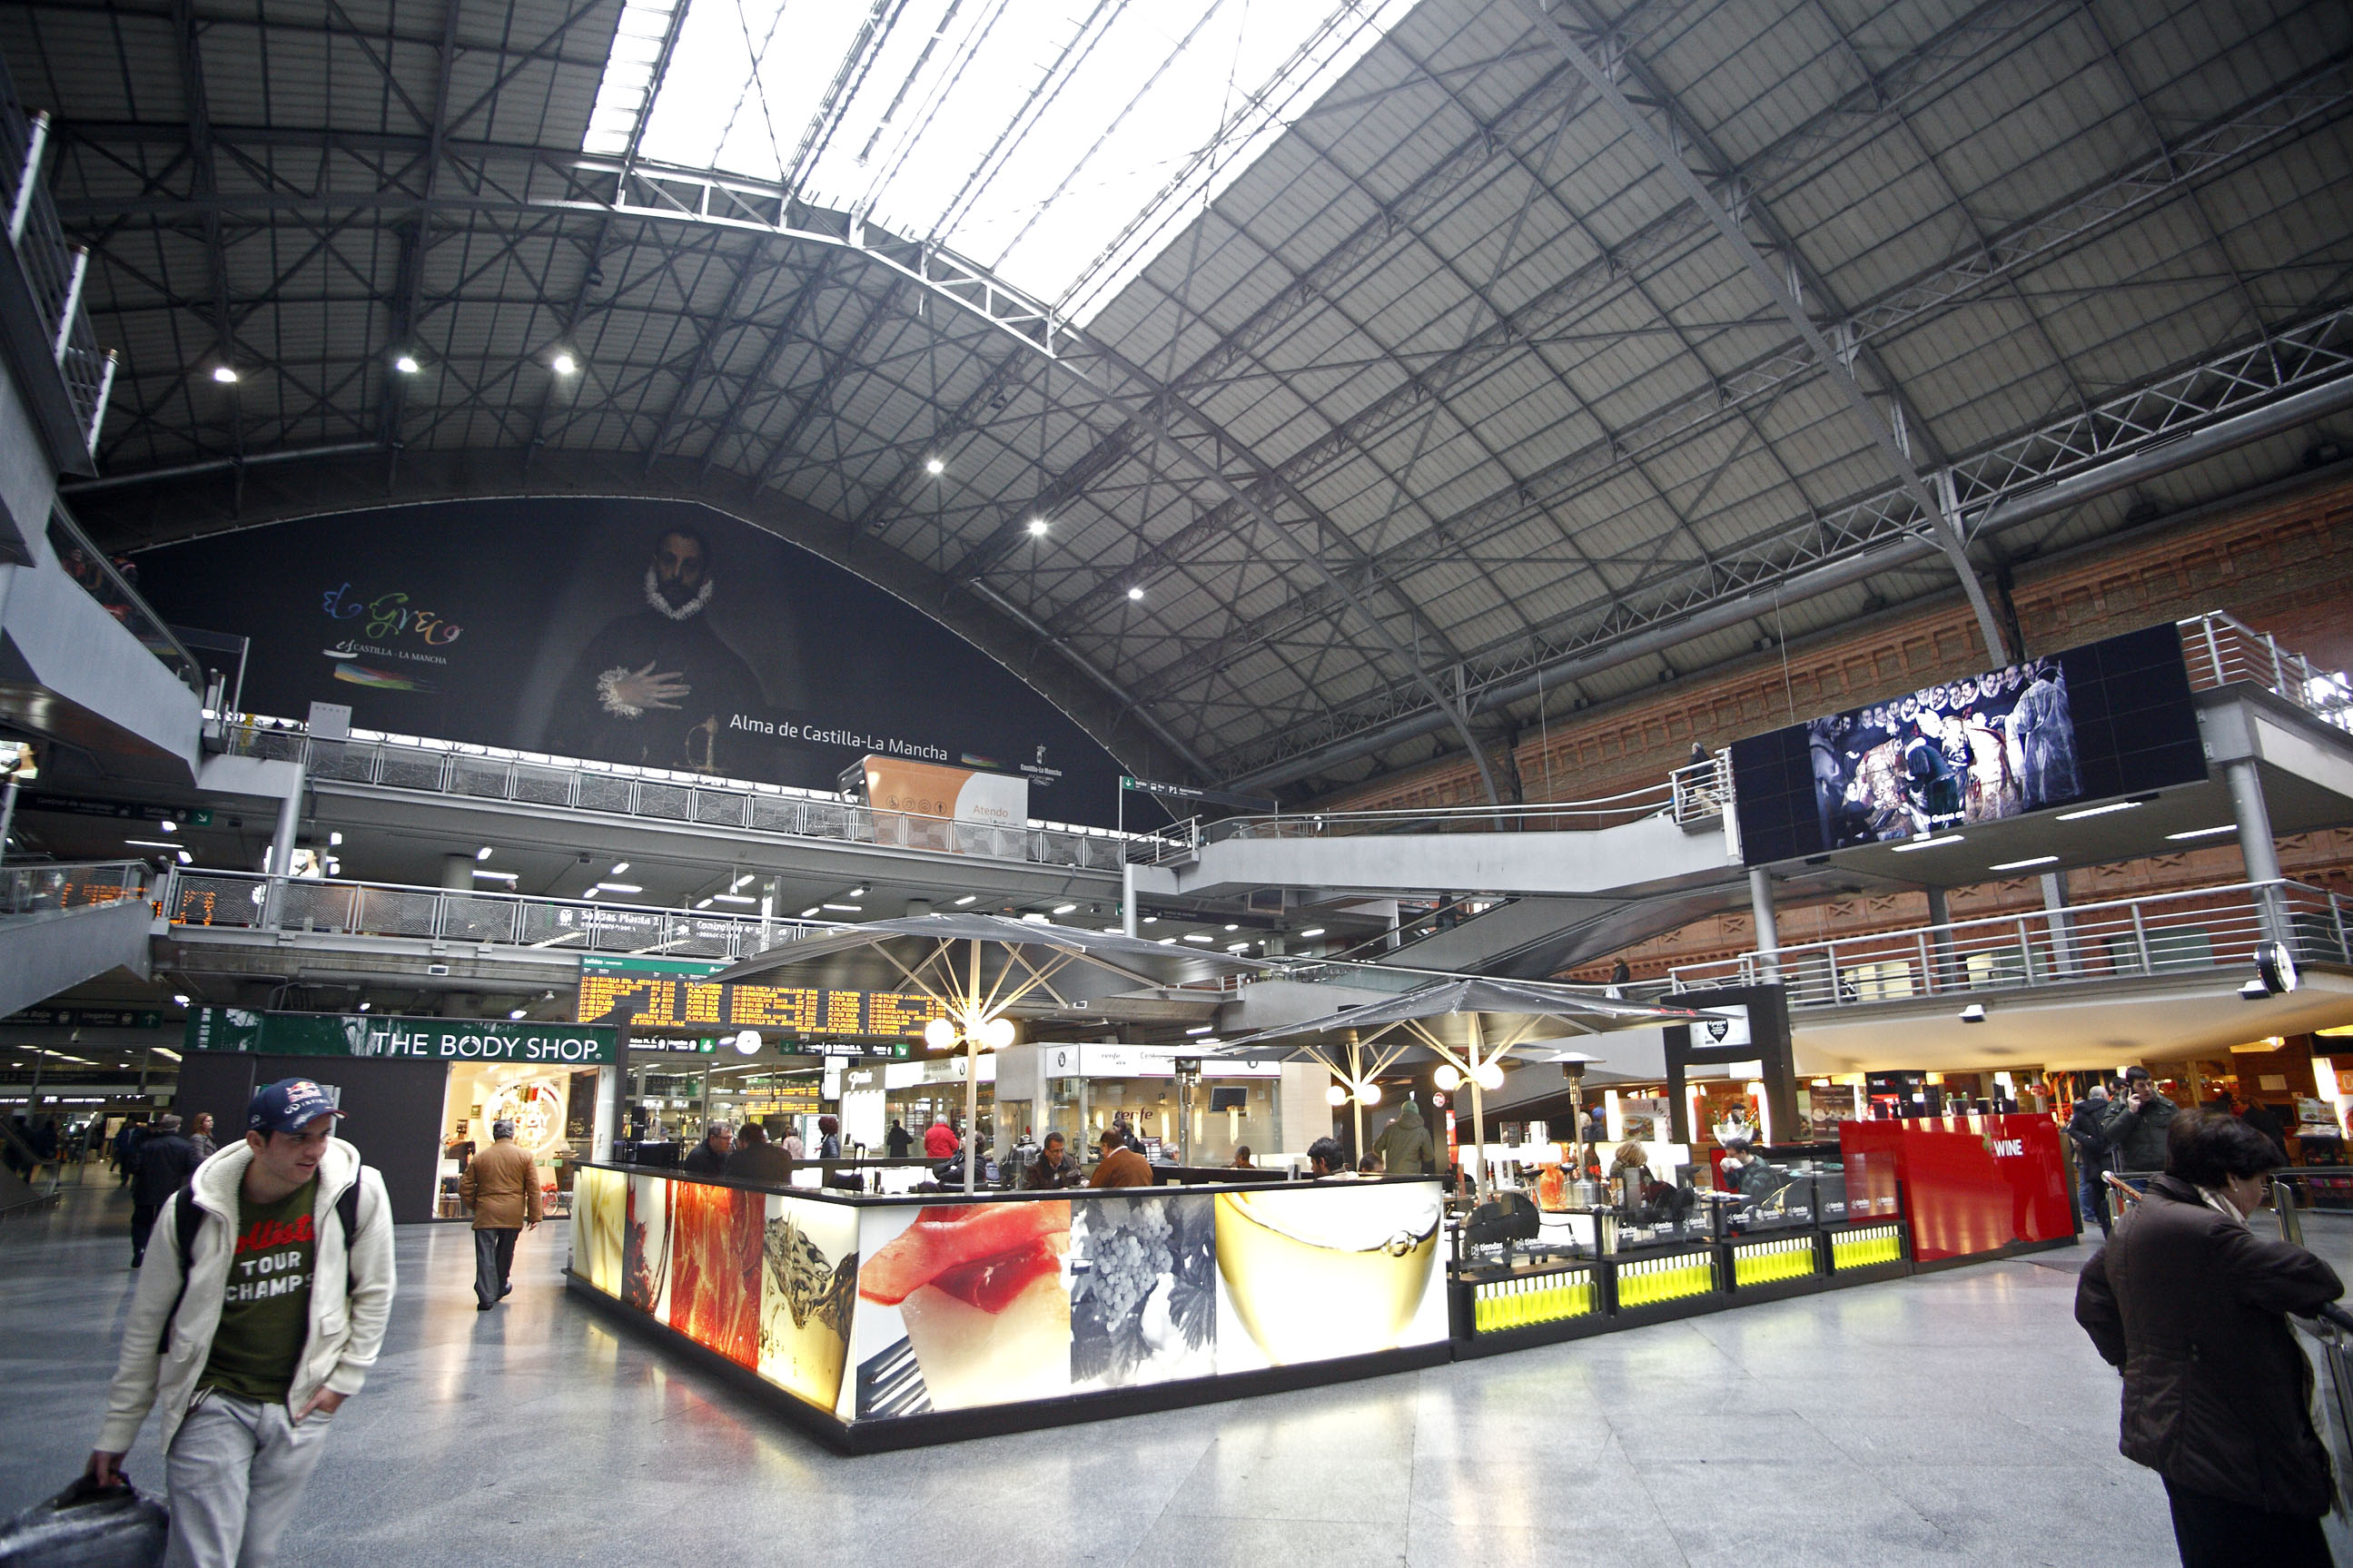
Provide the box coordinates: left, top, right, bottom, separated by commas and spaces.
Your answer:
1729, 622, 2205, 865
129, 497, 1122, 822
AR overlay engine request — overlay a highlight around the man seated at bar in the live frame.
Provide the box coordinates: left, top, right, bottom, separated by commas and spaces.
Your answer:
1015, 1132, 1083, 1190
1308, 1137, 1356, 1179
1089, 1128, 1152, 1188
681, 1123, 732, 1176
724, 1122, 791, 1183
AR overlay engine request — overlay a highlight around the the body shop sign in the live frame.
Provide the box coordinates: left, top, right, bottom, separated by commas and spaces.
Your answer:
186, 1008, 617, 1065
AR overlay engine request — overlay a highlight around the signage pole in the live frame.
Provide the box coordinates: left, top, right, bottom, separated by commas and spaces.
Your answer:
0, 775, 18, 864
607, 1003, 637, 1159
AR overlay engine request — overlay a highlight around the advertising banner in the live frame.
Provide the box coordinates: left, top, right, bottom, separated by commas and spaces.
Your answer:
850, 755, 1030, 827
1729, 622, 2205, 864
129, 497, 1123, 823
185, 1008, 618, 1065
574, 1172, 1449, 1427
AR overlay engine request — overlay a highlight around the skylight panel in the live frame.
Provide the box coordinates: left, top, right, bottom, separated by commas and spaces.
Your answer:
585, 0, 1410, 322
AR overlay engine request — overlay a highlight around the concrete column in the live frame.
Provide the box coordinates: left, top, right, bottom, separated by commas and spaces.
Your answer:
268, 759, 306, 877
1121, 862, 1138, 938
1748, 866, 1781, 981
2227, 756, 2288, 942
2041, 872, 2077, 977
440, 854, 473, 892
1924, 885, 1954, 991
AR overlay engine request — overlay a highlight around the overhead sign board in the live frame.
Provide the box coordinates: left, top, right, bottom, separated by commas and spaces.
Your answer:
186, 1009, 618, 1065
1120, 775, 1277, 814
575, 973, 948, 1041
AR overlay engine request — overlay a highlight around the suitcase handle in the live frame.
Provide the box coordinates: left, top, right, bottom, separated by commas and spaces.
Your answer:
2318, 1303, 2353, 1336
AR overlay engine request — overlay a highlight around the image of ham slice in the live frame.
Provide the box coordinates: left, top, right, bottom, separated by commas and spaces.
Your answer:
859, 1201, 1069, 1307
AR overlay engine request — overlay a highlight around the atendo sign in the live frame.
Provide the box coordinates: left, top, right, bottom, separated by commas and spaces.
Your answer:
186, 1008, 618, 1065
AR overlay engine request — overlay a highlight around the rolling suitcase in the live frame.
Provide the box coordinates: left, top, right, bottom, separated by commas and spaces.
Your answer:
2297, 1301, 2353, 1563
0, 1476, 168, 1568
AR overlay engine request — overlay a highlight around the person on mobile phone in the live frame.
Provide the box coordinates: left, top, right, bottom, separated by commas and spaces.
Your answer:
2101, 1066, 2178, 1176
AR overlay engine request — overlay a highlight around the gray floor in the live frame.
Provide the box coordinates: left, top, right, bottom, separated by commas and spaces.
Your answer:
3, 1185, 2335, 1567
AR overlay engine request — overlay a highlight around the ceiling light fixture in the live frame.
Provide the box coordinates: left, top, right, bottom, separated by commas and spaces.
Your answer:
176, 850, 193, 864
849, 886, 867, 897
696, 898, 714, 910
474, 869, 518, 883
476, 846, 494, 861
1298, 927, 1325, 938
1028, 518, 1049, 536
358, 1001, 371, 1012
509, 1009, 528, 1021
596, 882, 641, 893
800, 906, 821, 917
1224, 923, 1239, 932
2056, 800, 2142, 822
124, 839, 180, 850
1126, 586, 1144, 601
822, 902, 862, 912
159, 820, 177, 833
609, 862, 629, 875
329, 832, 342, 846
211, 365, 238, 384
551, 351, 578, 374
711, 893, 757, 905
954, 894, 978, 906
1891, 834, 1965, 853
1987, 855, 2059, 871
1053, 903, 1078, 914
924, 457, 944, 475
1185, 1025, 1214, 1035
2166, 824, 2239, 841
1182, 933, 1213, 944
394, 354, 420, 374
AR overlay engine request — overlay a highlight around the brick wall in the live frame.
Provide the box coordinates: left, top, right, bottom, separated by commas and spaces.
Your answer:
1310, 471, 2353, 816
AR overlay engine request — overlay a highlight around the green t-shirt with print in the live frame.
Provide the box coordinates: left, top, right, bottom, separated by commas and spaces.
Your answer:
197, 1176, 319, 1403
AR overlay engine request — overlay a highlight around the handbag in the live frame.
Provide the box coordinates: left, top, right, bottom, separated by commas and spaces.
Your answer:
0, 1475, 169, 1568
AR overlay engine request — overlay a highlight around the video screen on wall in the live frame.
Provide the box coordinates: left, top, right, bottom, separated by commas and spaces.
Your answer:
129, 498, 1125, 825
1728, 622, 2205, 866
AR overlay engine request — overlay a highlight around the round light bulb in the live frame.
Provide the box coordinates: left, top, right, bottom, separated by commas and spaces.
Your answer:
981, 1017, 1016, 1050
1432, 1064, 1461, 1093
1324, 1084, 1348, 1107
1356, 1082, 1381, 1107
1474, 1063, 1505, 1092
732, 1030, 761, 1056
922, 1018, 956, 1050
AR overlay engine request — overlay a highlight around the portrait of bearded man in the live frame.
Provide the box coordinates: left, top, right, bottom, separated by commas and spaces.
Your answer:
546, 527, 766, 773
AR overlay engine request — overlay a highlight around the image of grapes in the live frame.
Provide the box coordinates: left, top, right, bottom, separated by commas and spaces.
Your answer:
1070, 1193, 1216, 1389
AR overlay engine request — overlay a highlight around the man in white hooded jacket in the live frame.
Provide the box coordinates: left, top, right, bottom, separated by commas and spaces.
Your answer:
86, 1078, 397, 1568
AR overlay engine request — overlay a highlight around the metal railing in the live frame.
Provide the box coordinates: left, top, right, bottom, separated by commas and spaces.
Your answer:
2178, 610, 2353, 733
215, 720, 1142, 874
44, 509, 203, 693
1666, 878, 2349, 1007
1, 859, 150, 919
162, 866, 840, 962
0, 49, 114, 458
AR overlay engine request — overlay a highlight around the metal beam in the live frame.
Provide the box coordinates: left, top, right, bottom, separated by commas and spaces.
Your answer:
1218, 305, 2353, 788
1511, 0, 2009, 662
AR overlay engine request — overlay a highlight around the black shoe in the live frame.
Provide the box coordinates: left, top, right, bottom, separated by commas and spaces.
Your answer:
476, 1300, 494, 1311
499, 1284, 512, 1298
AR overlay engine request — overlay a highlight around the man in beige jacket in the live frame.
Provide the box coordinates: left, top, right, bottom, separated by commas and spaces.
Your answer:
458, 1118, 542, 1310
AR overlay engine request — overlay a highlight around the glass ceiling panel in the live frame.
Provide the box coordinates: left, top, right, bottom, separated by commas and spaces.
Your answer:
583, 0, 1413, 321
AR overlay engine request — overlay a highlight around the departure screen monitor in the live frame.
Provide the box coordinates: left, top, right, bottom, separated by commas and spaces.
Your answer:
1728, 623, 2205, 866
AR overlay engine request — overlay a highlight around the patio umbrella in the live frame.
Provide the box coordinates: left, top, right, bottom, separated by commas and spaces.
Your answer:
715, 913, 1265, 1190
1220, 977, 1702, 1197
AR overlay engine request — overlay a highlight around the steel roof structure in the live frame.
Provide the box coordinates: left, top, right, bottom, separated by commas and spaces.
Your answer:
13, 0, 2353, 802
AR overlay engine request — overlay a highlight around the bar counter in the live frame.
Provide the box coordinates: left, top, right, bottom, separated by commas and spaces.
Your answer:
566, 1162, 1453, 1452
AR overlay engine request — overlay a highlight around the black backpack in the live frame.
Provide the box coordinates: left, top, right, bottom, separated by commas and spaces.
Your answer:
156, 1178, 362, 1356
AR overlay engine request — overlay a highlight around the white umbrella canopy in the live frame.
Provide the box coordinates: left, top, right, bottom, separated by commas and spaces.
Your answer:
1214, 977, 1702, 1196
715, 913, 1267, 1191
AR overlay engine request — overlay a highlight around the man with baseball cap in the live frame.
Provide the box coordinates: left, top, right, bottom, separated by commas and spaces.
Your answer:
87, 1078, 396, 1567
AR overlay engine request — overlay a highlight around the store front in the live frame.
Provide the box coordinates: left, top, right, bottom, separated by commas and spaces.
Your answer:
177, 1009, 618, 1224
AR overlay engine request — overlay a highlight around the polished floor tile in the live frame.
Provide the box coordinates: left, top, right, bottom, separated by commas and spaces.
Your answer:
11, 1185, 2352, 1565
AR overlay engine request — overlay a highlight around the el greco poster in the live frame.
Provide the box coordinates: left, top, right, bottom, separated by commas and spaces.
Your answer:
130, 497, 1122, 823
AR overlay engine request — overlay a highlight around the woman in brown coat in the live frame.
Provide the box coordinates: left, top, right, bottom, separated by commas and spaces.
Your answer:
459, 1119, 543, 1310
2075, 1110, 2342, 1566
